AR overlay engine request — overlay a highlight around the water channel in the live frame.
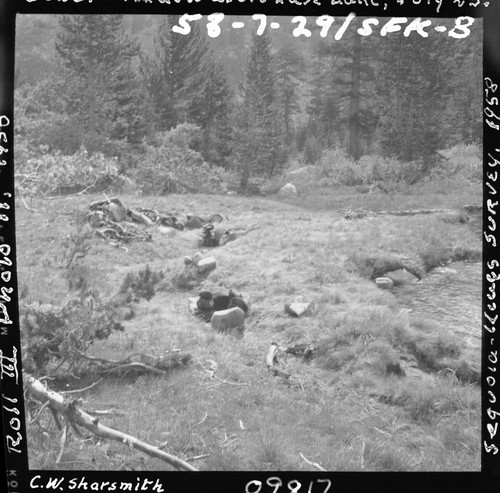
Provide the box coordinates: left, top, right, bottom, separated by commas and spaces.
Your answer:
395, 262, 482, 351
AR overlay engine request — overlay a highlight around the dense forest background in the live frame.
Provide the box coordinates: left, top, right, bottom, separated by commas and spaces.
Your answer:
14, 15, 482, 196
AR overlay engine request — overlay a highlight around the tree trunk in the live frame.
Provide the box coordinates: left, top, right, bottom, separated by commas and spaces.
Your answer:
349, 33, 361, 161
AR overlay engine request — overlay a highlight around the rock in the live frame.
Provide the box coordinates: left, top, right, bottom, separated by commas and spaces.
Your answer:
229, 297, 249, 314
278, 183, 298, 196
184, 256, 193, 265
213, 227, 231, 247
199, 291, 214, 300
157, 226, 175, 235
185, 215, 205, 229
197, 256, 217, 273
384, 269, 419, 286
375, 277, 394, 289
209, 213, 224, 224
285, 298, 312, 317
108, 199, 127, 221
188, 297, 199, 314
192, 252, 203, 265
435, 267, 458, 275
213, 294, 231, 311
211, 307, 245, 334
197, 297, 214, 311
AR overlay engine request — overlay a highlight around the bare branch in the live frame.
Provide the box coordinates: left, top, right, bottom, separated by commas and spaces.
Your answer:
300, 452, 327, 472
25, 374, 198, 471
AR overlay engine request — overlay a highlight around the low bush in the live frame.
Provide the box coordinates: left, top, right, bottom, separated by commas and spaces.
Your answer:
432, 144, 481, 182
348, 252, 404, 279
20, 296, 124, 375
15, 146, 123, 197
131, 123, 226, 195
119, 265, 165, 302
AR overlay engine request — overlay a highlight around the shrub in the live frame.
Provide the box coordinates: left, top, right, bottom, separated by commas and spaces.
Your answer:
15, 146, 123, 196
432, 144, 481, 182
131, 123, 226, 195
119, 265, 165, 302
348, 252, 404, 279
316, 148, 430, 187
20, 297, 123, 375
419, 240, 452, 272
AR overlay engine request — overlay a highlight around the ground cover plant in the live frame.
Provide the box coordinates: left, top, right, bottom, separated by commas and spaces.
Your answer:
18, 177, 481, 472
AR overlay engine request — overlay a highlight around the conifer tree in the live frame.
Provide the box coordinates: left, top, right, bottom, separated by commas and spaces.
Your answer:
235, 30, 285, 190
377, 30, 446, 163
333, 20, 380, 160
188, 56, 234, 168
275, 45, 302, 147
144, 16, 210, 131
55, 15, 144, 155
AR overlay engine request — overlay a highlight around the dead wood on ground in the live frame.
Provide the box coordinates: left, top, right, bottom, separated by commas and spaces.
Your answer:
25, 374, 198, 471
266, 343, 291, 379
75, 351, 192, 378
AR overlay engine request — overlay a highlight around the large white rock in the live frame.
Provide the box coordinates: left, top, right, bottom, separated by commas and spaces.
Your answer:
211, 307, 245, 333
278, 183, 298, 196
197, 256, 217, 273
384, 269, 419, 286
375, 277, 394, 289
285, 298, 312, 317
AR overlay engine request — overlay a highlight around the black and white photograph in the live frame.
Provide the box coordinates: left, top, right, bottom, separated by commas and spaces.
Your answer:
1, 1, 499, 490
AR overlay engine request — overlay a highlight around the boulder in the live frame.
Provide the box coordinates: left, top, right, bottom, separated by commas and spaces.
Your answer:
213, 293, 231, 311
108, 199, 127, 221
384, 269, 419, 286
197, 297, 214, 311
285, 298, 313, 317
199, 291, 214, 300
192, 252, 203, 265
185, 215, 205, 229
375, 277, 394, 289
229, 296, 249, 314
197, 256, 217, 274
278, 183, 298, 197
211, 307, 245, 333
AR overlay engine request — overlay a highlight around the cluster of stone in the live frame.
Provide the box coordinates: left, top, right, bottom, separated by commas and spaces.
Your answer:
190, 289, 249, 335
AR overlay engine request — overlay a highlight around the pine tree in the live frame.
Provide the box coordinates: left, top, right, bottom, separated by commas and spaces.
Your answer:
439, 19, 482, 146
55, 15, 144, 155
144, 16, 210, 131
377, 30, 446, 163
235, 31, 285, 190
332, 20, 380, 160
275, 45, 302, 147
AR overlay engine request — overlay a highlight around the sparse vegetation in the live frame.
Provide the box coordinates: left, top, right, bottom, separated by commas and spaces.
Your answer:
119, 265, 165, 302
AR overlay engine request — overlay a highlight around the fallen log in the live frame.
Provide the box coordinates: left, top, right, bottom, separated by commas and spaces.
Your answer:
339, 207, 467, 220
266, 343, 291, 379
25, 374, 198, 471
75, 351, 192, 377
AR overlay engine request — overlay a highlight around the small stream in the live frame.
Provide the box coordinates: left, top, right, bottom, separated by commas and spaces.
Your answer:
395, 262, 482, 350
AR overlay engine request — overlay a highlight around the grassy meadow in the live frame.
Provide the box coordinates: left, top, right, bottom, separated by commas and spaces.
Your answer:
18, 181, 481, 471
